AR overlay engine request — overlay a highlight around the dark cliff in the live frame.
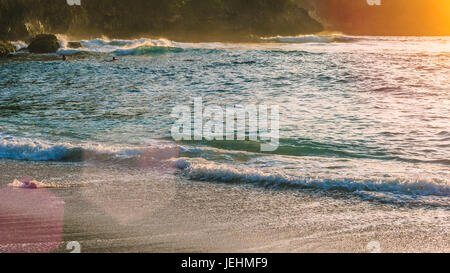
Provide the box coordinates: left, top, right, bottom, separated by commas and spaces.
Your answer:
0, 0, 323, 42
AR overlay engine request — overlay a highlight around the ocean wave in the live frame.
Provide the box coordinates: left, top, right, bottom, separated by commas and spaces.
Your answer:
114, 45, 184, 56
9, 35, 356, 57
260, 34, 358, 44
0, 139, 80, 161
57, 36, 184, 56
3, 137, 446, 169
178, 139, 450, 166
175, 158, 450, 199
9, 40, 28, 51
0, 138, 178, 163
179, 139, 391, 162
1, 138, 448, 203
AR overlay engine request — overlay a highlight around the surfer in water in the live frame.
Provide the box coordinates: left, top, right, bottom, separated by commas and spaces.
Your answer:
107, 57, 118, 62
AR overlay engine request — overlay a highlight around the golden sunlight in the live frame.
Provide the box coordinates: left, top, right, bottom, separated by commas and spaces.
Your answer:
315, 0, 450, 36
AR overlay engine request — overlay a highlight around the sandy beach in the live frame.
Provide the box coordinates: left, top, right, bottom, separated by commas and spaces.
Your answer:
1, 160, 448, 253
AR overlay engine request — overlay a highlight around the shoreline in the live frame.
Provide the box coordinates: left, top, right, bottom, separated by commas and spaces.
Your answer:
0, 160, 448, 253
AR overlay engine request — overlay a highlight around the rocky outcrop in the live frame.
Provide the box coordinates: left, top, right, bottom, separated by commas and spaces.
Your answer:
0, 41, 15, 57
27, 34, 60, 53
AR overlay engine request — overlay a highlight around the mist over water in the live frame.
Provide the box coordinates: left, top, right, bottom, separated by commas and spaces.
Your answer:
1, 35, 449, 207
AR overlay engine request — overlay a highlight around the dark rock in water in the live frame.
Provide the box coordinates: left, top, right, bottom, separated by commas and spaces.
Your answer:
27, 34, 60, 53
67, 42, 82, 48
0, 41, 15, 57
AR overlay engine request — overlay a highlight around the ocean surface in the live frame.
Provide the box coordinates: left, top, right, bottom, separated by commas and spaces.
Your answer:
1, 35, 449, 209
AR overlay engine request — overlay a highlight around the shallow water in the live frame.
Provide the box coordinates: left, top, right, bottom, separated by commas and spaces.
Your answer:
0, 35, 449, 207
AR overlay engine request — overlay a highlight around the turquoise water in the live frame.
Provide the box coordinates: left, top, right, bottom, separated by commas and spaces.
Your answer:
1, 35, 449, 207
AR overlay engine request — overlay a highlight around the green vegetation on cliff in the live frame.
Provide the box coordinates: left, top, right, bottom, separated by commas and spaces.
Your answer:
0, 0, 322, 41
0, 41, 15, 57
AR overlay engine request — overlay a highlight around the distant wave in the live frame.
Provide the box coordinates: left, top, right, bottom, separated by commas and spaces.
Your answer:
56, 37, 185, 56
175, 158, 450, 200
260, 34, 358, 44
10, 35, 358, 57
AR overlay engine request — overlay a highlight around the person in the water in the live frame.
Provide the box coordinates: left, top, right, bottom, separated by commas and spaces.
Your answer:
107, 57, 118, 62
62, 55, 67, 61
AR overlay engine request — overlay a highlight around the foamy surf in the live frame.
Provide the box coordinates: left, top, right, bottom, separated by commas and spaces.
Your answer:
57, 36, 182, 56
0, 137, 178, 163
9, 40, 28, 51
174, 158, 450, 201
1, 138, 449, 206
8, 177, 58, 189
9, 34, 360, 57
260, 34, 357, 43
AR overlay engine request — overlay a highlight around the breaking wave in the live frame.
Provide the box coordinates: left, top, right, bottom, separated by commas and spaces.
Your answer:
260, 34, 358, 43
0, 137, 448, 205
9, 34, 360, 57
0, 138, 178, 163
174, 158, 450, 201
57, 37, 184, 56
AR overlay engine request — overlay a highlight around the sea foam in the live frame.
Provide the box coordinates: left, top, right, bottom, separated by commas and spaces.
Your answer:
260, 34, 357, 44
174, 158, 450, 199
57, 37, 181, 56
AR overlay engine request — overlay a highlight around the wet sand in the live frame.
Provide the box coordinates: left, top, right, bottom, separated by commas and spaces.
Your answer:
0, 160, 448, 253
